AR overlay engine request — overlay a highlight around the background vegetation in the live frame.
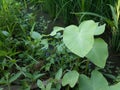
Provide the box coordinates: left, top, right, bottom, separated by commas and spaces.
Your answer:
0, 0, 120, 90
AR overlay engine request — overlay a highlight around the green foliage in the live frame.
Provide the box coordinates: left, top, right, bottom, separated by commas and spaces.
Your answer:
62, 70, 79, 88
37, 80, 45, 90
0, 0, 119, 90
63, 21, 96, 57
79, 70, 120, 90
55, 68, 62, 80
51, 20, 108, 68
109, 0, 120, 53
86, 38, 108, 68
43, 0, 117, 24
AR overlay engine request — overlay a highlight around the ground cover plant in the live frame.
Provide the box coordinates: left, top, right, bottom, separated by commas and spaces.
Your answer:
0, 0, 120, 90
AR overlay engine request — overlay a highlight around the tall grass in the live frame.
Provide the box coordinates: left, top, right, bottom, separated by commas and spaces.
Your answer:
109, 0, 120, 53
43, 0, 117, 24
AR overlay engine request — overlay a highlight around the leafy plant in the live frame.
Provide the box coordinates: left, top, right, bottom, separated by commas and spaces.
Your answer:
79, 70, 120, 90
62, 70, 79, 88
51, 20, 108, 68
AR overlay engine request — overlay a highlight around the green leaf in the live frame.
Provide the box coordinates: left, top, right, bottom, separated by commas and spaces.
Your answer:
37, 80, 45, 89
79, 70, 108, 90
86, 38, 108, 68
9, 72, 22, 83
79, 70, 120, 90
30, 31, 42, 40
50, 26, 64, 36
63, 20, 97, 57
2, 31, 9, 36
0, 50, 8, 56
33, 73, 45, 80
0, 77, 6, 84
109, 82, 120, 90
55, 68, 62, 80
62, 70, 79, 88
94, 24, 106, 35
41, 39, 49, 49
0, 88, 3, 90
46, 82, 52, 90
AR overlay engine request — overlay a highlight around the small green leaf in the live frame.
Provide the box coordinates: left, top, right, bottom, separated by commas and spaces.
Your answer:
37, 80, 45, 89
30, 31, 42, 40
2, 31, 9, 36
94, 24, 106, 35
46, 82, 52, 90
86, 38, 108, 68
62, 70, 79, 88
33, 73, 45, 80
0, 50, 8, 56
55, 68, 62, 80
41, 39, 48, 49
0, 77, 6, 84
50, 26, 64, 36
9, 72, 22, 83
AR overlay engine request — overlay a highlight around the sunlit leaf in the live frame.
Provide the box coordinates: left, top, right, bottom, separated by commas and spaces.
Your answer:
79, 70, 108, 90
94, 24, 106, 35
86, 38, 108, 68
63, 20, 97, 57
62, 70, 79, 88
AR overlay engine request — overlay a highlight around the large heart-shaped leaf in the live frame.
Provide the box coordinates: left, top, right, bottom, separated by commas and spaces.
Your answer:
79, 70, 108, 90
86, 38, 108, 68
62, 70, 79, 88
79, 70, 120, 90
63, 20, 98, 57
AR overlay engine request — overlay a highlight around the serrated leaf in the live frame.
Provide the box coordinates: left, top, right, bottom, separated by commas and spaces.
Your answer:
63, 20, 97, 57
37, 80, 45, 89
55, 68, 62, 80
62, 70, 79, 88
86, 38, 108, 68
9, 72, 22, 83
46, 82, 52, 90
50, 26, 64, 36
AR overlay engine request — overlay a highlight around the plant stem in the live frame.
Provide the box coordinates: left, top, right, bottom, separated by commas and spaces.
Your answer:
85, 60, 89, 74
